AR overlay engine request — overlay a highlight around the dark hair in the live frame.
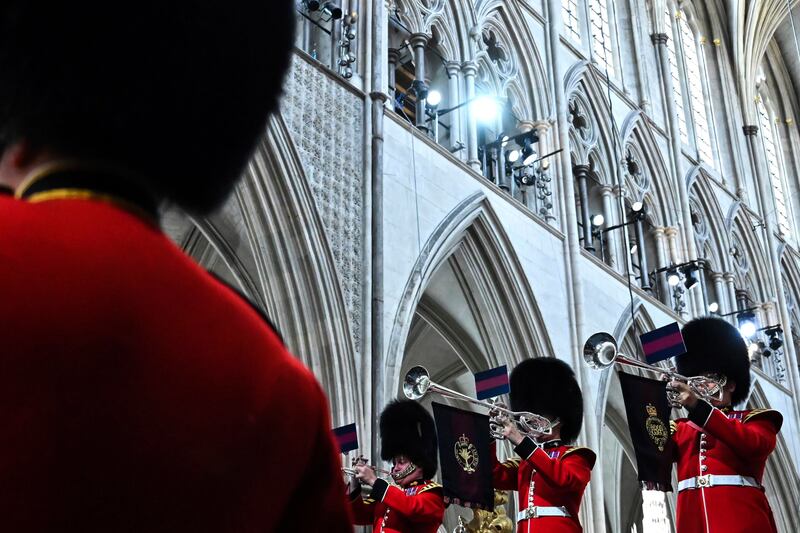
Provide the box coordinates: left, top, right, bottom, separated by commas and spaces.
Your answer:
0, 2, 296, 214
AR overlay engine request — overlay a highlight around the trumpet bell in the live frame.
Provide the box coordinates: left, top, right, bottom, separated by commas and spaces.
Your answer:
583, 332, 618, 369
403, 365, 432, 400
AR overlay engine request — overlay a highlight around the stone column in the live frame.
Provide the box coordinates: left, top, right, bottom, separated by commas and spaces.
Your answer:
387, 48, 401, 107
445, 61, 463, 155
743, 125, 800, 401
711, 272, 727, 314
635, 217, 651, 291
574, 165, 594, 252
497, 114, 509, 193
665, 226, 681, 265
409, 33, 429, 132
600, 186, 617, 267
724, 273, 738, 315
651, 32, 696, 265
653, 226, 669, 305
462, 60, 480, 170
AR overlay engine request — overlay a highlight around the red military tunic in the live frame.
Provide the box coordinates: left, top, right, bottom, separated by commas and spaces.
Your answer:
0, 169, 352, 532
493, 439, 596, 533
349, 478, 445, 533
671, 401, 782, 533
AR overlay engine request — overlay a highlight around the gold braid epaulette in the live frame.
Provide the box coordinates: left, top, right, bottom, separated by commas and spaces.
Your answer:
670, 420, 678, 435
417, 482, 443, 494
562, 446, 593, 458
743, 409, 780, 423
501, 458, 521, 468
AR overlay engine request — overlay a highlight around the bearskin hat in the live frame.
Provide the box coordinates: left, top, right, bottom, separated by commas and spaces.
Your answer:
380, 400, 438, 479
676, 317, 750, 405
0, 1, 295, 215
509, 358, 584, 444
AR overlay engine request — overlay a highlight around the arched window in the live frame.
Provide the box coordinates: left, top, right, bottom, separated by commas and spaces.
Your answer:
677, 14, 715, 165
757, 98, 793, 238
563, 0, 582, 43
664, 8, 688, 144
589, 0, 615, 75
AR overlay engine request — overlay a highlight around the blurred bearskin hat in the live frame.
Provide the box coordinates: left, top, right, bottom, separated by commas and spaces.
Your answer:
0, 1, 296, 215
676, 317, 750, 405
509, 358, 584, 444
380, 400, 438, 478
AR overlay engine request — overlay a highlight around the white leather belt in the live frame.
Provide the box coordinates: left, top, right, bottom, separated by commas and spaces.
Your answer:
677, 474, 760, 492
517, 506, 571, 522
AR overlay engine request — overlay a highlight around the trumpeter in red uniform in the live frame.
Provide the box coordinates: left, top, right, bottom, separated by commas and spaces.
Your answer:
349, 400, 445, 533
493, 358, 596, 533
669, 317, 782, 533
0, 2, 351, 531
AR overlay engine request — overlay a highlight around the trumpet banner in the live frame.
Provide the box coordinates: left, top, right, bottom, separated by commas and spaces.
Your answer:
432, 403, 494, 510
617, 372, 674, 491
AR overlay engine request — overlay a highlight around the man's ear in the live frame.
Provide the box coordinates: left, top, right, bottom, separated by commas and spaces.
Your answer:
726, 380, 737, 393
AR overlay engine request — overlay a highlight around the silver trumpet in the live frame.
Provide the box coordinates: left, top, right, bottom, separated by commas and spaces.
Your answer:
583, 332, 727, 407
341, 466, 393, 477
403, 365, 559, 440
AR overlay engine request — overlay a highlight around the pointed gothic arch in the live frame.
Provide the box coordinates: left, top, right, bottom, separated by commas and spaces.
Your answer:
384, 192, 554, 402
687, 167, 733, 272
620, 111, 678, 228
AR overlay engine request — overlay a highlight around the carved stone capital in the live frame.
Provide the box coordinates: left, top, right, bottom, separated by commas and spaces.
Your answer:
445, 61, 461, 76
665, 226, 679, 238
600, 185, 614, 196
573, 164, 591, 179
651, 226, 666, 238
388, 48, 402, 65
711, 271, 725, 282
742, 125, 759, 137
723, 272, 737, 283
517, 120, 536, 133
461, 61, 478, 76
408, 33, 430, 49
531, 119, 550, 137
651, 33, 669, 46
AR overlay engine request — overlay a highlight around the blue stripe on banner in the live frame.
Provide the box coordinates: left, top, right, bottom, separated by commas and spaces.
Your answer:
475, 365, 508, 382
640, 322, 681, 344
333, 423, 357, 437
476, 384, 510, 401
640, 322, 685, 364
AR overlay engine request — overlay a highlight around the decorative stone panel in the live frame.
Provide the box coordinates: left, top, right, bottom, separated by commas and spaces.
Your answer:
280, 55, 365, 354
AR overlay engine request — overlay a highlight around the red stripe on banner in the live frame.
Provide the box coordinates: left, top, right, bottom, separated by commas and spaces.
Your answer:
337, 434, 358, 445
475, 374, 509, 392
642, 331, 684, 354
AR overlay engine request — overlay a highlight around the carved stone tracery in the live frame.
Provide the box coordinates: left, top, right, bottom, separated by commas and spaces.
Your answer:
280, 55, 365, 355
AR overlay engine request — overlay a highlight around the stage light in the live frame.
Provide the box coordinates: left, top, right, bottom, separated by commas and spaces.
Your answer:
683, 265, 699, 290
632, 201, 644, 212
708, 302, 719, 313
767, 327, 784, 351
630, 244, 638, 255
667, 269, 681, 287
507, 150, 521, 163
471, 96, 500, 124
426, 90, 442, 107
520, 138, 537, 166
591, 214, 605, 227
321, 1, 343, 19
500, 135, 510, 147
737, 312, 758, 338
306, 0, 321, 10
